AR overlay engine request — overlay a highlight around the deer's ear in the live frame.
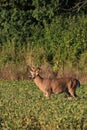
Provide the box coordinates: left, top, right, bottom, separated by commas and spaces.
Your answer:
37, 67, 41, 72
26, 65, 32, 72
31, 66, 36, 71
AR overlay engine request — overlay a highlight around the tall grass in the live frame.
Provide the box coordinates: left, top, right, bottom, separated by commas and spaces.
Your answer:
0, 15, 87, 80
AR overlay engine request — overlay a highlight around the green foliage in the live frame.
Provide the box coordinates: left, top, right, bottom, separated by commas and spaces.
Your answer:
79, 51, 87, 71
0, 81, 87, 130
0, 0, 87, 72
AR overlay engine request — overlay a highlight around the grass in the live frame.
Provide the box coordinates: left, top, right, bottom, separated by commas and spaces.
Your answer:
0, 80, 87, 130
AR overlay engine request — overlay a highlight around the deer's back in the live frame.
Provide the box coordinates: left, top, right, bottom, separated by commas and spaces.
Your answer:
51, 77, 72, 94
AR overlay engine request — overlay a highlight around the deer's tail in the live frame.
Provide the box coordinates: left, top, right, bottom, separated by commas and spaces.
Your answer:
76, 79, 80, 88
71, 79, 80, 88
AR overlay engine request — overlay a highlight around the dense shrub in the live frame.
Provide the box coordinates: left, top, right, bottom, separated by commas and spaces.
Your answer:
0, 0, 87, 75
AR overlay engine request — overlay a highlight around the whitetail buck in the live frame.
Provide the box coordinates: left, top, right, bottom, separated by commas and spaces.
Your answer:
29, 67, 80, 99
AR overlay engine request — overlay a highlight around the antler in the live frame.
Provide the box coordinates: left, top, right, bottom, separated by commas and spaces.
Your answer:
26, 65, 32, 72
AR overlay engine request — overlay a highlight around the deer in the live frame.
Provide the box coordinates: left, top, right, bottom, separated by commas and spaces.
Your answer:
29, 67, 80, 99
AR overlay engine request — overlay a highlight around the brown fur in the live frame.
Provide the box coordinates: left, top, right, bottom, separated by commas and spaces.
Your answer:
30, 67, 80, 99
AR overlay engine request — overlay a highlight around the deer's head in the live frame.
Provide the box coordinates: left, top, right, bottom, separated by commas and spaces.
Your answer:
30, 67, 41, 79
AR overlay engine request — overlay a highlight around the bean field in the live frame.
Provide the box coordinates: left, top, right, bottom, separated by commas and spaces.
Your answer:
0, 81, 87, 130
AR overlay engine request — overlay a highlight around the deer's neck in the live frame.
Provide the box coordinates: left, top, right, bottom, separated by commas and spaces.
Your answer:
34, 75, 43, 87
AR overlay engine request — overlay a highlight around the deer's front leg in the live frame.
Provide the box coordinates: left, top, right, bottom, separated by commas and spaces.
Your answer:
44, 91, 51, 99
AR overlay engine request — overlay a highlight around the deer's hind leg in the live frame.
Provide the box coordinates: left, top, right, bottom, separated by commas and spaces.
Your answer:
65, 90, 72, 100
67, 81, 78, 99
68, 88, 78, 98
65, 89, 76, 100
